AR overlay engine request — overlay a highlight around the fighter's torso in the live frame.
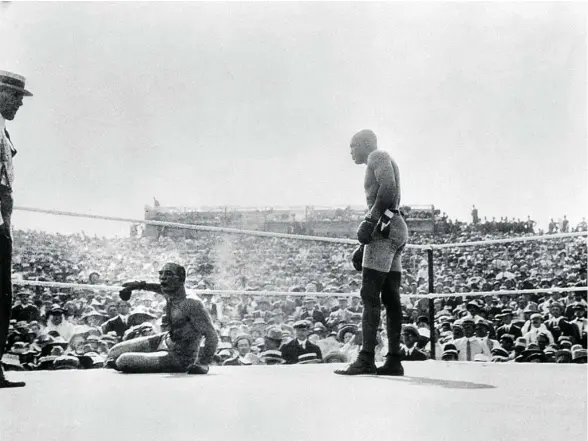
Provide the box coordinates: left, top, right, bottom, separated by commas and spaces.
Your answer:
364, 150, 401, 210
165, 297, 203, 350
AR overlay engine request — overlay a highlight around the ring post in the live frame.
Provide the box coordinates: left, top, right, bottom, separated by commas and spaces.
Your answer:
427, 248, 436, 360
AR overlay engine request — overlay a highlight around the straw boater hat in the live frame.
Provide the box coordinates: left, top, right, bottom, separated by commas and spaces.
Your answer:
0, 70, 33, 96
297, 353, 321, 364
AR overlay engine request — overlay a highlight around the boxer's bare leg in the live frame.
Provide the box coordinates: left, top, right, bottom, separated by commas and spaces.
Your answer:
108, 334, 160, 361
116, 351, 184, 373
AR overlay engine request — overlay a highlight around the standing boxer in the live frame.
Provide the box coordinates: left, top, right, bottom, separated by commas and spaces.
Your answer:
0, 71, 32, 388
335, 129, 408, 376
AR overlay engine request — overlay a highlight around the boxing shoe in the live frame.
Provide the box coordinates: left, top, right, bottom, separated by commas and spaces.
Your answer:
376, 354, 404, 376
186, 363, 209, 375
334, 350, 377, 376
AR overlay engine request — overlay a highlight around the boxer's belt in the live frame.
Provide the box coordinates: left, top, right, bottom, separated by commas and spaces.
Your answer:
384, 209, 401, 218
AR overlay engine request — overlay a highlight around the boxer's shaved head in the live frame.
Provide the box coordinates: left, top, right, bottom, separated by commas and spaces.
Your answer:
159, 263, 186, 293
163, 263, 186, 282
351, 129, 377, 149
350, 129, 377, 164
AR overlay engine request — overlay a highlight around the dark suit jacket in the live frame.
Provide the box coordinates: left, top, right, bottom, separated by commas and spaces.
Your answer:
570, 318, 587, 348
545, 318, 577, 343
496, 324, 522, 340
299, 309, 326, 326
280, 339, 323, 364
11, 304, 40, 322
101, 316, 130, 338
400, 345, 428, 361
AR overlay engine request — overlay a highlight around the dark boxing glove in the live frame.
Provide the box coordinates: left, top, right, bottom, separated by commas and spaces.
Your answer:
119, 281, 147, 301
119, 288, 132, 301
356, 218, 377, 245
351, 245, 364, 271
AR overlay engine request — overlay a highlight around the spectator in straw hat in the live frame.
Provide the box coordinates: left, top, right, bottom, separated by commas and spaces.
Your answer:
0, 70, 33, 388
281, 320, 322, 365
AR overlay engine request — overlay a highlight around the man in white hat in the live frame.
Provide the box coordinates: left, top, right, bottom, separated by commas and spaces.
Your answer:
0, 70, 32, 388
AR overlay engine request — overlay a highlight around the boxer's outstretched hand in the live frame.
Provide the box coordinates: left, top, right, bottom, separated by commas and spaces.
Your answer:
119, 281, 146, 301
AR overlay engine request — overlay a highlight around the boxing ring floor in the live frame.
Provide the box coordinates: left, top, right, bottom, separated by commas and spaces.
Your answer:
1, 362, 586, 441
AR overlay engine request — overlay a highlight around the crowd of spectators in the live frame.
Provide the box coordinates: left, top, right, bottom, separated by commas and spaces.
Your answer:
437, 207, 587, 236
3, 214, 587, 371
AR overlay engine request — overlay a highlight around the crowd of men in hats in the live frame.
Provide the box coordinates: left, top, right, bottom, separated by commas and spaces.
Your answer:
2, 216, 587, 371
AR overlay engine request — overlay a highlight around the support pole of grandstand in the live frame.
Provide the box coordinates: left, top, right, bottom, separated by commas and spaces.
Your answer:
427, 248, 436, 360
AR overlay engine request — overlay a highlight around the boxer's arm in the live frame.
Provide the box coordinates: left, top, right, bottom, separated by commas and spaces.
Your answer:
187, 299, 219, 365
366, 152, 398, 221
143, 283, 163, 294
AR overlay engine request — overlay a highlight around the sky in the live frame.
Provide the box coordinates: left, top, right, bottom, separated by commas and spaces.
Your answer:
0, 1, 586, 237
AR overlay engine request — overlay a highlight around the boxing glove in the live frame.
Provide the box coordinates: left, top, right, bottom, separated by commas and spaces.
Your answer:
119, 281, 147, 301
119, 288, 133, 301
356, 218, 377, 245
352, 245, 364, 271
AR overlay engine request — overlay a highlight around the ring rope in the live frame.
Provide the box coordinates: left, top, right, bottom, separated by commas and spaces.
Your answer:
431, 231, 587, 249
13, 279, 586, 300
14, 206, 586, 249
13, 206, 363, 247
